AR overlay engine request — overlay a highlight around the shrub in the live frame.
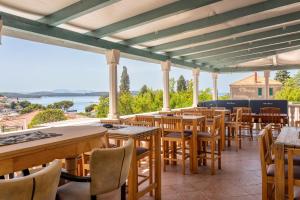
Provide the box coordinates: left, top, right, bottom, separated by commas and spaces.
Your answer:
29, 109, 66, 128
20, 104, 44, 114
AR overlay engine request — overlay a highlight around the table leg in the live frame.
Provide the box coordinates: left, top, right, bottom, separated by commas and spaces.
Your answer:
128, 140, 138, 200
65, 157, 78, 175
192, 119, 198, 173
154, 130, 161, 200
221, 113, 225, 151
274, 143, 285, 200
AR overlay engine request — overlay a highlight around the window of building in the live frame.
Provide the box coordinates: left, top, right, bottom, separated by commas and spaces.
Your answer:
258, 88, 262, 96
269, 88, 273, 96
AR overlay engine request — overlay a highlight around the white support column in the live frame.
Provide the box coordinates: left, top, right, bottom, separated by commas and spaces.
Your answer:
106, 49, 120, 119
192, 68, 200, 107
264, 70, 270, 100
212, 73, 218, 100
161, 60, 171, 111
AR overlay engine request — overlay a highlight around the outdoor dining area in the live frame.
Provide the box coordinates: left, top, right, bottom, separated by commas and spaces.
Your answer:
0, 99, 297, 200
3, 0, 300, 199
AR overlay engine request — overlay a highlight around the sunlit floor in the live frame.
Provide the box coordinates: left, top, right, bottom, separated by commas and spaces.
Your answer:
141, 134, 262, 200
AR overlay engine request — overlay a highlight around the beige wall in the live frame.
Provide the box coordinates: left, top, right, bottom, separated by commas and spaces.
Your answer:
230, 85, 281, 100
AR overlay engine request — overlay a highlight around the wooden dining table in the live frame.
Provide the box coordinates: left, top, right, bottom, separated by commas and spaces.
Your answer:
102, 125, 161, 200
153, 114, 206, 173
274, 126, 300, 199
0, 125, 107, 176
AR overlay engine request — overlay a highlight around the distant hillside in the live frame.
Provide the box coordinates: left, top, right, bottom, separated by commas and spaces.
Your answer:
0, 91, 139, 98
0, 92, 109, 98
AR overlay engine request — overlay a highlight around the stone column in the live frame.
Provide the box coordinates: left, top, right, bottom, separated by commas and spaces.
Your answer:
106, 49, 120, 119
192, 68, 200, 107
264, 70, 270, 100
212, 73, 218, 100
161, 60, 171, 111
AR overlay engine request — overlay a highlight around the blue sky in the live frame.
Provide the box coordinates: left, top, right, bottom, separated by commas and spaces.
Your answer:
0, 36, 298, 93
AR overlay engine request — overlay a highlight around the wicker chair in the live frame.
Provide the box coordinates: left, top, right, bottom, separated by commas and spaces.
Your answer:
57, 139, 134, 200
0, 160, 61, 200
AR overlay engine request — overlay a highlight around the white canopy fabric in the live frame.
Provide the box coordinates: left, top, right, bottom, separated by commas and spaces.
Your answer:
1, 0, 300, 72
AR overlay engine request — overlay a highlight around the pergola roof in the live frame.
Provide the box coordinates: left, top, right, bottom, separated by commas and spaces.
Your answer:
1, 0, 300, 73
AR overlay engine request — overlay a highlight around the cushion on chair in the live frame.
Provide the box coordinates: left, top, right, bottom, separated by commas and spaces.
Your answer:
56, 182, 120, 200
271, 155, 300, 166
136, 147, 149, 156
165, 132, 191, 138
267, 164, 300, 179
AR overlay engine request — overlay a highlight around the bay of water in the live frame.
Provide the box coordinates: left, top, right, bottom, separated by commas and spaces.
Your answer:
21, 96, 99, 112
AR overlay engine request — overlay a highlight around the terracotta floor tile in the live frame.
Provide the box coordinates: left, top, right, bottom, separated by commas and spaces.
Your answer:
141, 137, 263, 200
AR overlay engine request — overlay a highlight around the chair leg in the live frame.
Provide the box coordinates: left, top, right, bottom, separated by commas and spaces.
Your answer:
121, 183, 126, 200
182, 140, 186, 175
218, 139, 221, 170
149, 137, 153, 197
239, 128, 242, 149
162, 140, 166, 172
211, 140, 215, 175
171, 141, 177, 165
197, 139, 202, 166
227, 126, 231, 147
262, 181, 267, 200
203, 141, 207, 166
235, 127, 239, 152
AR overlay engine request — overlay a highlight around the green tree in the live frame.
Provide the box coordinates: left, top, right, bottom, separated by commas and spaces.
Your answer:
177, 75, 187, 92
199, 88, 213, 101
85, 104, 97, 113
139, 85, 148, 95
275, 78, 300, 102
20, 104, 44, 114
10, 101, 17, 109
29, 109, 66, 128
120, 66, 130, 93
19, 100, 31, 108
49, 100, 74, 111
274, 70, 290, 85
169, 78, 176, 93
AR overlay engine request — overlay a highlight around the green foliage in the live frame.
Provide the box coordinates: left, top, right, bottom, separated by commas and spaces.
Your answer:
29, 109, 66, 128
177, 75, 187, 92
275, 78, 300, 102
10, 101, 17, 109
198, 88, 213, 101
47, 100, 74, 111
85, 104, 97, 113
140, 85, 148, 94
95, 96, 109, 118
119, 92, 134, 115
169, 78, 176, 93
19, 100, 31, 108
20, 104, 44, 114
219, 93, 230, 100
274, 70, 291, 85
120, 66, 130, 93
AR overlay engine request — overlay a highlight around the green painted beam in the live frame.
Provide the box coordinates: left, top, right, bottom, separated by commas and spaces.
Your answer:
211, 45, 300, 67
218, 64, 300, 73
169, 24, 300, 57
86, 0, 220, 38
151, 11, 300, 52
1, 11, 214, 72
121, 0, 299, 45
185, 32, 300, 60
197, 40, 300, 63
38, 0, 120, 26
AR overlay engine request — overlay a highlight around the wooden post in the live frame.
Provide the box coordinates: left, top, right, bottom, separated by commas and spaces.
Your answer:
274, 143, 285, 200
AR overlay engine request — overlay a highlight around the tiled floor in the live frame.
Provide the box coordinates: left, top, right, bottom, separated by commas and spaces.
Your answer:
142, 136, 262, 200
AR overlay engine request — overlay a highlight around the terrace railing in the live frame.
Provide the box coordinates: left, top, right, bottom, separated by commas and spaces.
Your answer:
288, 103, 300, 126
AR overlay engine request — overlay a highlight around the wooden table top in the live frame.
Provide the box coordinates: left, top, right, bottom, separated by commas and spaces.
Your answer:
92, 124, 160, 139
152, 114, 205, 120
0, 125, 107, 160
275, 127, 300, 147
